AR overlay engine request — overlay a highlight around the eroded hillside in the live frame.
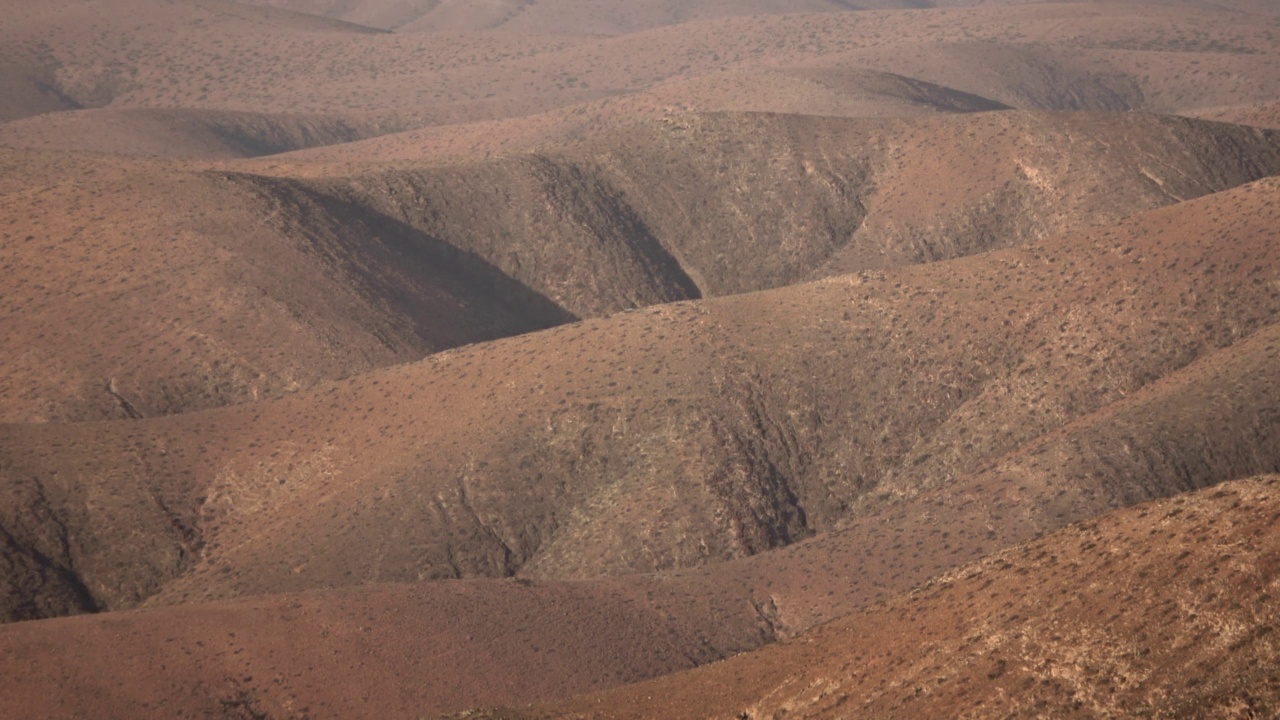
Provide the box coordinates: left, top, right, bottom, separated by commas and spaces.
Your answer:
499, 475, 1280, 719
4, 176, 1280, 622
6, 110, 1278, 424
3, 0, 1279, 717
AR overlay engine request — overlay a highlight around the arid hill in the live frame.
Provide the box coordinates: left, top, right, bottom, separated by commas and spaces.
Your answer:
1192, 100, 1280, 130
263, 67, 1010, 163
493, 475, 1280, 720
5, 1, 1278, 133
4, 0, 1280, 717
9, 110, 1277, 424
0, 108, 392, 159
305, 110, 1280, 309
4, 174, 1279, 623
0, 147, 570, 423
0, 0, 588, 122
2, 313, 1277, 717
232, 0, 441, 30
0, 302, 1276, 717
0, 574, 774, 720
239, 0, 864, 33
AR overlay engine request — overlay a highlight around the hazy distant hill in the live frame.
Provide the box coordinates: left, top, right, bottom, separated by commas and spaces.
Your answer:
5, 0, 1278, 127
236, 0, 863, 33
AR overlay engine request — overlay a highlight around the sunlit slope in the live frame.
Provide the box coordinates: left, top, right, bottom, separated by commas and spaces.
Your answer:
2, 177, 1278, 621
500, 476, 1280, 719
0, 148, 570, 423
0, 108, 391, 159
296, 111, 1280, 304
12, 111, 1276, 423
2, 309, 1279, 714
5, 1, 1277, 130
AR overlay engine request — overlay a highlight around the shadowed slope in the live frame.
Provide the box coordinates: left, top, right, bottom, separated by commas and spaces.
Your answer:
240, 0, 864, 33
0, 108, 395, 159
2, 176, 1279, 621
5, 1, 1277, 130
0, 575, 772, 720
1, 310, 1278, 715
0, 148, 572, 423
693, 310, 1280, 638
496, 475, 1280, 720
13, 111, 1277, 423
264, 67, 1009, 164
295, 111, 1280, 303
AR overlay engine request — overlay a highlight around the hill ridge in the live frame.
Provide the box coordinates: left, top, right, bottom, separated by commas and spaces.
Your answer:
4, 174, 1280, 621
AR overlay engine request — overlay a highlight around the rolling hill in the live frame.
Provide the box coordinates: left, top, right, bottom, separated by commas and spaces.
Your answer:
4, 0, 1280, 717
10, 110, 1277, 424
5, 0, 1278, 135
4, 174, 1279, 623
0, 574, 774, 720
1192, 100, 1280, 130
1, 304, 1277, 716
496, 475, 1280, 720
0, 147, 571, 423
239, 0, 866, 34
0, 108, 392, 159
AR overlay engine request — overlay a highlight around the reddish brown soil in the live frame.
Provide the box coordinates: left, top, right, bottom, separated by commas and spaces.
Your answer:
6, 111, 1278, 424
497, 476, 1280, 720
5, 175, 1280, 622
4, 1, 1280, 717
